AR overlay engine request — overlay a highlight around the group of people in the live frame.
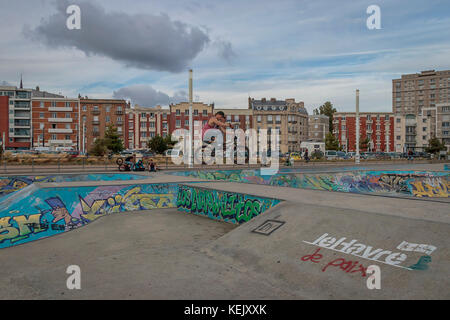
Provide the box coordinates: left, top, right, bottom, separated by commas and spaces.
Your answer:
124, 154, 158, 172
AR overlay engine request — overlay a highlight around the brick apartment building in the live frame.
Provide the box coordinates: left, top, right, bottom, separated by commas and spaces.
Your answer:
333, 112, 395, 152
0, 85, 32, 150
308, 114, 329, 142
79, 98, 130, 153
126, 105, 170, 149
31, 97, 80, 150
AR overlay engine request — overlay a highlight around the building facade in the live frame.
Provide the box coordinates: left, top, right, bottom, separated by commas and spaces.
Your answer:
308, 114, 329, 142
333, 112, 394, 152
436, 102, 450, 150
79, 98, 130, 153
31, 97, 80, 150
393, 69, 450, 116
0, 86, 32, 150
249, 97, 308, 153
126, 105, 170, 149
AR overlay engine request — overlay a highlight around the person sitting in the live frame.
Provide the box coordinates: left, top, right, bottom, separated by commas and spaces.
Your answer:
149, 159, 157, 172
135, 159, 145, 171
124, 155, 135, 170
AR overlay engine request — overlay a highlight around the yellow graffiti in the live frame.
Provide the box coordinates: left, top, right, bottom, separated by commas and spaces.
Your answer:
80, 187, 175, 221
409, 179, 449, 198
0, 214, 44, 243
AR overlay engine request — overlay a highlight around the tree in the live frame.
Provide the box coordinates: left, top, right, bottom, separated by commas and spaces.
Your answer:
163, 134, 177, 149
325, 132, 341, 151
359, 136, 370, 152
104, 125, 124, 154
147, 134, 169, 154
89, 138, 108, 156
313, 101, 336, 133
425, 137, 446, 154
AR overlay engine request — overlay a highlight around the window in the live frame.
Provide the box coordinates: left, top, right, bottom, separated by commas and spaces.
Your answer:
51, 134, 57, 140
65, 113, 71, 118
396, 118, 401, 123
397, 136, 401, 140
203, 110, 208, 116
163, 113, 167, 119
40, 113, 44, 118
176, 119, 181, 127
117, 106, 122, 112
257, 115, 262, 123
106, 116, 110, 123
149, 122, 155, 128
51, 113, 57, 118
194, 109, 198, 116
65, 102, 70, 108
141, 113, 146, 118
65, 135, 71, 140
185, 120, 189, 126
106, 106, 111, 113
65, 124, 71, 129
185, 110, 189, 116
267, 115, 273, 123
40, 101, 44, 108
234, 115, 239, 122
141, 122, 147, 128
423, 127, 426, 132
82, 115, 87, 122
40, 123, 44, 130
275, 115, 281, 123
82, 105, 87, 111
51, 101, 56, 107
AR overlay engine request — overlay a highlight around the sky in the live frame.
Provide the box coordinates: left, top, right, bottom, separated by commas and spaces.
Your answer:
1, 0, 450, 113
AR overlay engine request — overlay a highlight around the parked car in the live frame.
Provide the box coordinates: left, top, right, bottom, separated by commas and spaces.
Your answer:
289, 152, 302, 161
165, 149, 183, 157
325, 150, 338, 160
336, 151, 348, 159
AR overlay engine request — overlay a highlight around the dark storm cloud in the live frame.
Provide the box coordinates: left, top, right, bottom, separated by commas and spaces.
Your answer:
113, 85, 188, 106
24, 0, 210, 72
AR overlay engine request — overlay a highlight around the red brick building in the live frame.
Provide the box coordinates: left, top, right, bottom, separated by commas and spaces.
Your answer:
79, 98, 130, 153
0, 96, 10, 150
31, 97, 80, 150
333, 112, 395, 152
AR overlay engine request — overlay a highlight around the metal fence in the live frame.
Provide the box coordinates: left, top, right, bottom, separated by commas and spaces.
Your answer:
0, 154, 445, 174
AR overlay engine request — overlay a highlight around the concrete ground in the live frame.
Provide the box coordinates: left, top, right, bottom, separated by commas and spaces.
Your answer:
0, 162, 448, 299
0, 208, 296, 299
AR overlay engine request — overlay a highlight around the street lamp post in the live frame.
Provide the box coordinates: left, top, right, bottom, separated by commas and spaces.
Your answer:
355, 89, 360, 164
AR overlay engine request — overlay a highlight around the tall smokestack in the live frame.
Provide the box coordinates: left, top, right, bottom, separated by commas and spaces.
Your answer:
188, 69, 193, 168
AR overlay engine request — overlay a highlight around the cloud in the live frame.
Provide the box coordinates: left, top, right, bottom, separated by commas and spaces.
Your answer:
24, 0, 210, 72
215, 40, 237, 62
1, 81, 13, 86
112, 85, 189, 106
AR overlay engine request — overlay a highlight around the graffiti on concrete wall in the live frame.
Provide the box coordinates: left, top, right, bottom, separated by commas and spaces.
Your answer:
171, 169, 449, 198
176, 185, 281, 224
0, 174, 148, 201
0, 183, 178, 249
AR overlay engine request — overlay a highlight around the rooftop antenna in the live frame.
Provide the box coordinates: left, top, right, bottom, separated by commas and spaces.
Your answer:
19, 74, 23, 89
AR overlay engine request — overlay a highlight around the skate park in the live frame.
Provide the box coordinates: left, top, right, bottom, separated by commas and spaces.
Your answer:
0, 162, 449, 299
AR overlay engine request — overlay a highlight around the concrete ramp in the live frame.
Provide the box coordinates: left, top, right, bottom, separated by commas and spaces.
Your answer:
203, 200, 450, 299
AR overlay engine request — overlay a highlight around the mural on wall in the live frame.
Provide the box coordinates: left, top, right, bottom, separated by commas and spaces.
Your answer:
171, 169, 449, 198
176, 185, 281, 224
0, 183, 178, 249
0, 174, 148, 201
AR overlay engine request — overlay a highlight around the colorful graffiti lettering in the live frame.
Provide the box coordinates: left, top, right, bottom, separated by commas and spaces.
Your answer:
170, 169, 449, 198
176, 185, 280, 224
0, 183, 179, 249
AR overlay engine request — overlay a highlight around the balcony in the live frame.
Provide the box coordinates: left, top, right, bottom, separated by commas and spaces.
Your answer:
49, 139, 73, 145
48, 118, 73, 123
93, 131, 100, 137
115, 110, 124, 115
92, 120, 100, 125
92, 109, 101, 115
49, 128, 73, 134
49, 107, 73, 112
